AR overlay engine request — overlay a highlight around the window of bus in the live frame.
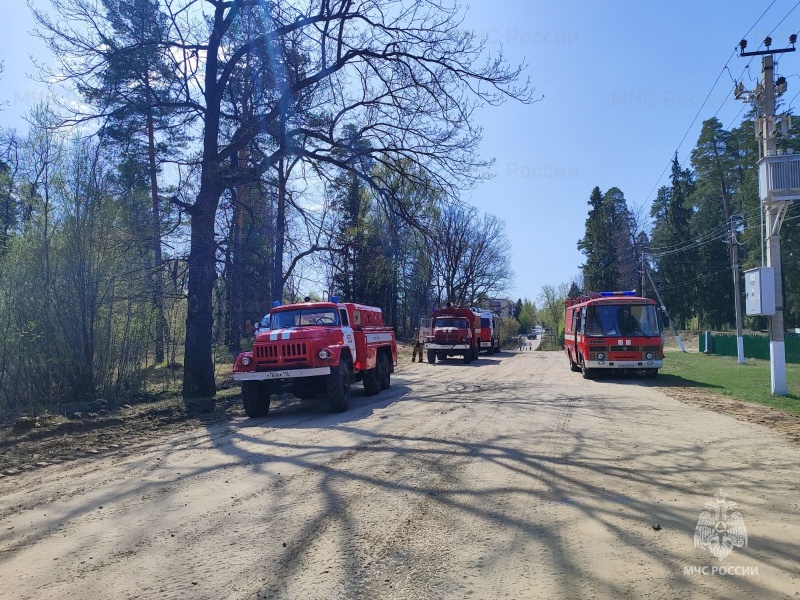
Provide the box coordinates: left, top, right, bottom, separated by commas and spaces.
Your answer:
584, 304, 659, 337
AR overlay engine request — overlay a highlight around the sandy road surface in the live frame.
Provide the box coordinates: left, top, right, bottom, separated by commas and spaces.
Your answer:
1, 351, 799, 599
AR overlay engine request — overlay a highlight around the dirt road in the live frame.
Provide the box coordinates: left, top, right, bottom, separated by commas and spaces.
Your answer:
1, 350, 799, 599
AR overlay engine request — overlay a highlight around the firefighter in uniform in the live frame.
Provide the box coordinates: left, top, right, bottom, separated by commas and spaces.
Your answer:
412, 328, 424, 362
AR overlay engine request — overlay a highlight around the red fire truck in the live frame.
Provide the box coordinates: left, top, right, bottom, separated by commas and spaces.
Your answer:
426, 306, 481, 364
472, 308, 501, 354
233, 297, 397, 417
564, 291, 663, 379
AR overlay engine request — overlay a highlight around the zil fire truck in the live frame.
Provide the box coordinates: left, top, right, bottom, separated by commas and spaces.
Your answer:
425, 306, 481, 364
471, 308, 501, 354
233, 297, 397, 417
564, 291, 663, 379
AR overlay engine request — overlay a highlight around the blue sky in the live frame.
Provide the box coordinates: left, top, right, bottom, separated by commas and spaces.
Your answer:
1, 1, 797, 304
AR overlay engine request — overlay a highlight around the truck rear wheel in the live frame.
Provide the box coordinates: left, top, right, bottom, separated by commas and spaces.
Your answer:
378, 353, 391, 390
242, 380, 272, 418
362, 364, 380, 396
327, 361, 351, 412
427, 350, 436, 364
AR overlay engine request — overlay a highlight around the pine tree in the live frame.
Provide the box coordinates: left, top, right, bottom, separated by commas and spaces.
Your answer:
689, 119, 736, 329
578, 186, 615, 292
650, 154, 695, 327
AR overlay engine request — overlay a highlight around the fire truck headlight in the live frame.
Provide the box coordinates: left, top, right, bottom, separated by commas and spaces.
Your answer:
241, 355, 252, 366
318, 349, 331, 360
596, 352, 605, 360
645, 352, 654, 360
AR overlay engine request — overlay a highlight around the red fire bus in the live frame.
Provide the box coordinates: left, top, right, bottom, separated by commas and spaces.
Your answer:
564, 291, 663, 379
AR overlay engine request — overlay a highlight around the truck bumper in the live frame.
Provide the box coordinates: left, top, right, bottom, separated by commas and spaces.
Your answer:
584, 360, 663, 369
426, 343, 470, 351
234, 366, 332, 381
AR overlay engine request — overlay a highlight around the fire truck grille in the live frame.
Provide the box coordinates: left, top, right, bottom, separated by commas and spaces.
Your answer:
254, 342, 308, 364
610, 345, 640, 352
643, 345, 661, 351
435, 333, 461, 343
281, 342, 308, 363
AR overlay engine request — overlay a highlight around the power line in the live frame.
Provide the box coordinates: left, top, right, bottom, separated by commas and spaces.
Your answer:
642, 2, 788, 206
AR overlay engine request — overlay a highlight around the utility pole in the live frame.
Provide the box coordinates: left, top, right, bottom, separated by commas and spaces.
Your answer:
713, 150, 745, 364
737, 36, 797, 395
641, 251, 647, 297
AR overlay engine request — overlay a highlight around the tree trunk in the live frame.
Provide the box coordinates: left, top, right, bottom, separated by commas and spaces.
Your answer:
273, 153, 286, 301
227, 146, 246, 353
182, 187, 218, 404
182, 2, 225, 407
146, 103, 166, 364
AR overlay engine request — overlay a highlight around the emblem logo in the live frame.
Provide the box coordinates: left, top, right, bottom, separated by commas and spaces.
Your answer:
694, 490, 748, 561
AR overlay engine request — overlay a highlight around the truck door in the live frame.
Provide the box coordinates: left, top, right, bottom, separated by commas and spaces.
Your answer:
340, 307, 357, 363
419, 317, 432, 344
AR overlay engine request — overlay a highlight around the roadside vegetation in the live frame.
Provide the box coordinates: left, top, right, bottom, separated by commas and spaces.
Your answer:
661, 351, 800, 415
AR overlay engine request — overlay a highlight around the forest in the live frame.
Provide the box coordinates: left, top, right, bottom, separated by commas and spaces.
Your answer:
578, 113, 800, 334
0, 0, 531, 416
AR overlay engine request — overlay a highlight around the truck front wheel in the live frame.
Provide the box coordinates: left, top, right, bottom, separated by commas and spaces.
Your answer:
427, 349, 436, 364
327, 361, 351, 412
242, 380, 272, 418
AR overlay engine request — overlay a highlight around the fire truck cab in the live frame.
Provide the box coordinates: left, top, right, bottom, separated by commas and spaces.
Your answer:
564, 291, 663, 379
426, 306, 480, 364
233, 298, 397, 417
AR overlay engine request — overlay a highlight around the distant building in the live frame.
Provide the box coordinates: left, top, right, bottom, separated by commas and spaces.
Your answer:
487, 298, 514, 318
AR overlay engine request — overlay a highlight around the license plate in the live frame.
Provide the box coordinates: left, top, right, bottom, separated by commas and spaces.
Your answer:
264, 370, 291, 379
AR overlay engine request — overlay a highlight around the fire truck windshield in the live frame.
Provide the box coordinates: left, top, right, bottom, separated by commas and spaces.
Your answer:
267, 308, 340, 329
435, 317, 469, 329
585, 304, 659, 337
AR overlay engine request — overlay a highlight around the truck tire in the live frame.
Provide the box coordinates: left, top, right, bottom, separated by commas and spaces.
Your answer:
580, 357, 595, 380
362, 364, 380, 396
327, 361, 351, 412
463, 351, 471, 364
438, 351, 447, 361
645, 368, 658, 379
569, 352, 581, 372
242, 380, 272, 418
378, 352, 391, 390
427, 349, 436, 364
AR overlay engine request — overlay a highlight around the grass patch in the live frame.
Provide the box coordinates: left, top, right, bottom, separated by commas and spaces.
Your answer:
661, 350, 800, 415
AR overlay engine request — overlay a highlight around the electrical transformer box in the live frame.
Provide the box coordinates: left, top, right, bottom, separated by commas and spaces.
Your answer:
744, 267, 776, 316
